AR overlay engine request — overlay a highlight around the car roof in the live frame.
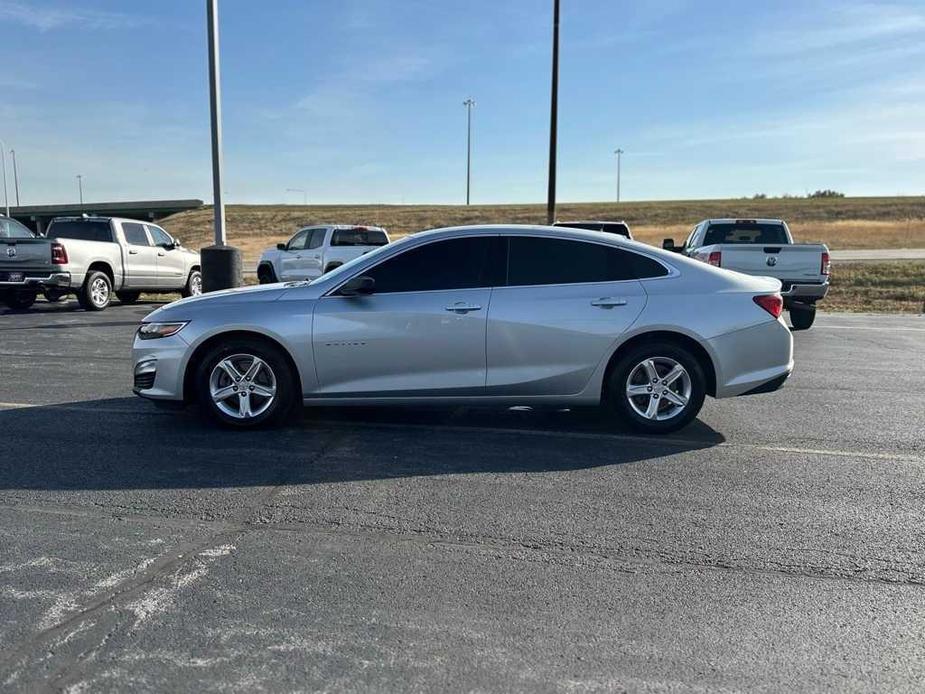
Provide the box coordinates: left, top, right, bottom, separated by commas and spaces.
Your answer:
50, 216, 152, 224
701, 218, 786, 225
406, 223, 655, 252
554, 219, 628, 225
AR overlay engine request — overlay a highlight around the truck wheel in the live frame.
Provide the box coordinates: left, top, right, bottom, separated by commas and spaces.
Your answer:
4, 290, 38, 310
323, 262, 342, 274
116, 290, 141, 304
77, 271, 112, 311
790, 305, 816, 331
181, 270, 202, 298
43, 289, 68, 303
257, 264, 277, 284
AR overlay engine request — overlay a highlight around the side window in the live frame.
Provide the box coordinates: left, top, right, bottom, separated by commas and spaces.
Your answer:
307, 228, 326, 250
358, 237, 497, 294
506, 237, 652, 286
287, 230, 309, 251
122, 222, 151, 246
147, 225, 173, 247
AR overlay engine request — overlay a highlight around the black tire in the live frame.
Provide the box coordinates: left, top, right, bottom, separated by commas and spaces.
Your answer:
606, 341, 706, 435
257, 264, 277, 284
181, 269, 202, 298
789, 305, 816, 331
77, 271, 112, 311
323, 263, 342, 274
116, 290, 141, 304
195, 337, 297, 428
3, 290, 38, 310
43, 289, 69, 303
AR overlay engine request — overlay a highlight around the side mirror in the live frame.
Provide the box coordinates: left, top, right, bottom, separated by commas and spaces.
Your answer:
339, 275, 375, 296
662, 238, 679, 252
276, 243, 287, 251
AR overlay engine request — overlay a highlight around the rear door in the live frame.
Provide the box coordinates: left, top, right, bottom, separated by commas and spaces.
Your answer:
146, 224, 186, 289
486, 236, 650, 396
120, 222, 159, 289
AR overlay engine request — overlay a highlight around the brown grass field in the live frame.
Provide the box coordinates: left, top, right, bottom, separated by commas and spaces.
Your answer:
158, 197, 925, 313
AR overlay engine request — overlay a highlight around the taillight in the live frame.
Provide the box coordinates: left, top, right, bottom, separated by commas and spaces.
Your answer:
820, 251, 830, 276
753, 294, 783, 318
51, 242, 68, 265
707, 250, 722, 267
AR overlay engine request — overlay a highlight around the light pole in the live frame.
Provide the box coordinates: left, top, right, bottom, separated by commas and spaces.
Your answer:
10, 149, 20, 206
463, 98, 475, 205
76, 174, 84, 206
286, 188, 307, 205
0, 140, 8, 217
614, 148, 623, 203
545, 0, 560, 225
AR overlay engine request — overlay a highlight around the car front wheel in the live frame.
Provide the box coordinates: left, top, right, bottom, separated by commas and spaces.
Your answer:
195, 338, 296, 428
181, 270, 202, 298
607, 341, 706, 434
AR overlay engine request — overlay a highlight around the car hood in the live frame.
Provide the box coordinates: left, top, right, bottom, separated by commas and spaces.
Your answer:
144, 283, 290, 321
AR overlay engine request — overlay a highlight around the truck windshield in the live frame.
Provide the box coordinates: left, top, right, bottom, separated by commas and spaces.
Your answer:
703, 223, 788, 245
331, 228, 388, 247
0, 217, 35, 239
48, 220, 114, 243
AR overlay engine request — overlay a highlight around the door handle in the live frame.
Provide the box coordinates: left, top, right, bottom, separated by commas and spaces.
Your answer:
591, 297, 627, 308
444, 302, 482, 313
157, 252, 165, 257
313, 255, 321, 259
128, 249, 139, 255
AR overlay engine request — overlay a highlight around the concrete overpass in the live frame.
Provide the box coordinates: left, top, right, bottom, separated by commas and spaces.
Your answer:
8, 199, 203, 235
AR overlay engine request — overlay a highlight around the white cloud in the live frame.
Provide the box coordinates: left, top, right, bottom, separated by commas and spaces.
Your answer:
0, 1, 145, 31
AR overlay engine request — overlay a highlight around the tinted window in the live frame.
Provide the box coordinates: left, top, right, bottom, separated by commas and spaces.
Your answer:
307, 228, 326, 249
287, 230, 309, 251
554, 221, 631, 238
331, 228, 388, 246
506, 237, 666, 286
122, 222, 151, 246
147, 225, 173, 246
0, 217, 34, 239
48, 220, 113, 243
360, 237, 496, 294
703, 222, 788, 245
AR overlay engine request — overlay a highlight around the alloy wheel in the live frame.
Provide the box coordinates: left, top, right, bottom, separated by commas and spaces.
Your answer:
208, 353, 277, 420
90, 277, 110, 307
625, 356, 692, 422
190, 273, 203, 296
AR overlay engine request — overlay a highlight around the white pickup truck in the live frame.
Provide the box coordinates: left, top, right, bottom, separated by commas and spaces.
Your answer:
0, 215, 201, 311
257, 225, 390, 283
663, 218, 829, 329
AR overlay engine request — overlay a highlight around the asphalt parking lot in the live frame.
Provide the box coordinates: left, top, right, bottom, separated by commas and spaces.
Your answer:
1, 299, 924, 692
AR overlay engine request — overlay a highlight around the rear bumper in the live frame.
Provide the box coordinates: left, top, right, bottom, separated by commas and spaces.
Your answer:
781, 281, 828, 303
709, 319, 794, 398
0, 270, 71, 289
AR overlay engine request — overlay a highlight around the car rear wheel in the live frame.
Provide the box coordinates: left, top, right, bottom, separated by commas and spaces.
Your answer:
116, 290, 141, 304
77, 271, 112, 311
3, 290, 37, 310
195, 337, 296, 428
607, 341, 706, 434
789, 304, 816, 330
181, 270, 202, 298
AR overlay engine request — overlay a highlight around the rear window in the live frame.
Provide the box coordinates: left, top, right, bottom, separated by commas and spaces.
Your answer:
554, 221, 631, 238
331, 228, 388, 247
0, 217, 35, 239
703, 222, 788, 245
48, 220, 114, 243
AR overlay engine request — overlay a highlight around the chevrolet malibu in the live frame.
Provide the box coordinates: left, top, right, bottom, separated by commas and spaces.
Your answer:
132, 225, 793, 434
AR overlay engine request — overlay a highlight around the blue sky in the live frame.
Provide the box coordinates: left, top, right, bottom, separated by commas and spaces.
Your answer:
3, 0, 925, 205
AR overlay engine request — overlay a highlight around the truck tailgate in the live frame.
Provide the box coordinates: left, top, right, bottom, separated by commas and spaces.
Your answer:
0, 238, 52, 270
718, 244, 824, 280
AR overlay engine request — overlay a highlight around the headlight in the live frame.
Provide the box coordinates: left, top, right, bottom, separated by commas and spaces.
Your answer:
137, 321, 189, 340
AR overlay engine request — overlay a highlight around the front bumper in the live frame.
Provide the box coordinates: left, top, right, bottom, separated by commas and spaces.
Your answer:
132, 333, 190, 401
709, 319, 794, 398
0, 270, 71, 289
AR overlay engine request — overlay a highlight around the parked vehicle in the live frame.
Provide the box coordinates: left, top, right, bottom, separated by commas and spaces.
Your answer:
257, 225, 389, 283
1, 216, 47, 308
663, 219, 829, 330
1, 215, 201, 311
133, 224, 793, 434
553, 220, 632, 239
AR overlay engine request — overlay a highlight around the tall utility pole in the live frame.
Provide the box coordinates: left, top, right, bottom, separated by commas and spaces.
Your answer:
463, 98, 475, 205
0, 140, 8, 216
614, 148, 624, 203
207, 0, 226, 246
76, 174, 84, 206
10, 149, 20, 206
545, 0, 560, 225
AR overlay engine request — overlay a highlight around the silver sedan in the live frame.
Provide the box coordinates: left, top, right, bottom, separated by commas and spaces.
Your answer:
132, 225, 793, 434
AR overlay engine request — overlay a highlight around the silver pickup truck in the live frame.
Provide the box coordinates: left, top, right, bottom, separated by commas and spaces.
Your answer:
0, 215, 201, 311
663, 218, 829, 330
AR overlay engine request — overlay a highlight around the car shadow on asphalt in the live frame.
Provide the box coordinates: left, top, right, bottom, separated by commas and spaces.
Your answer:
0, 398, 725, 491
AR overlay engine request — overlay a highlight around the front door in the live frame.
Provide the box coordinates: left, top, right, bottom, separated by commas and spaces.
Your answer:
311, 236, 498, 396
120, 222, 158, 289
297, 228, 326, 279
279, 229, 309, 281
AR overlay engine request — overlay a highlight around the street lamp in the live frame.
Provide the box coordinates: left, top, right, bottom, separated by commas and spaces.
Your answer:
10, 149, 20, 206
0, 138, 9, 216
614, 148, 624, 203
76, 174, 84, 206
286, 188, 308, 205
463, 98, 475, 205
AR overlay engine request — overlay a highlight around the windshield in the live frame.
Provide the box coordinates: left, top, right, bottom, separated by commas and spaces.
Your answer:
311, 234, 412, 285
0, 217, 35, 239
703, 222, 788, 245
331, 228, 389, 246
